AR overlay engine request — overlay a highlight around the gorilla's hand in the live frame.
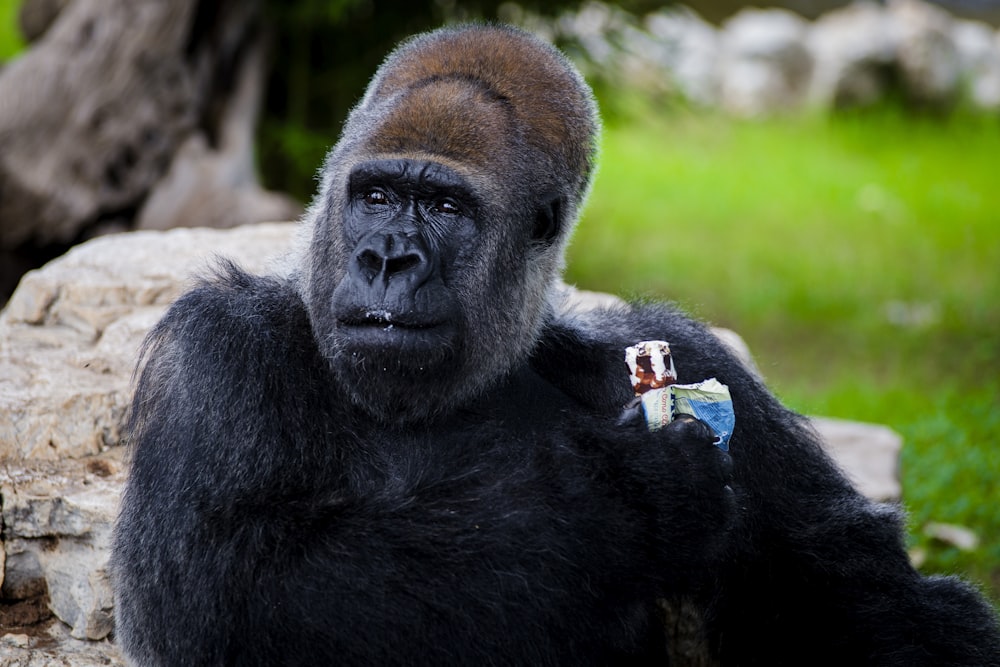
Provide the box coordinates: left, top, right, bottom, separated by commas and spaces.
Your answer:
663, 416, 735, 495
629, 415, 736, 582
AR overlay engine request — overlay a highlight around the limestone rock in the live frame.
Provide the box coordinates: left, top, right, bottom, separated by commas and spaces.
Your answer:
645, 7, 721, 106
810, 416, 903, 502
0, 223, 296, 461
953, 19, 1000, 110
889, 0, 962, 106
807, 2, 898, 108
1, 621, 124, 666
1, 450, 124, 640
718, 8, 814, 116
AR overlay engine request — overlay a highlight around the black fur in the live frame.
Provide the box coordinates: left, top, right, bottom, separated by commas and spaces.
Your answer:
112, 24, 1000, 666
113, 264, 733, 665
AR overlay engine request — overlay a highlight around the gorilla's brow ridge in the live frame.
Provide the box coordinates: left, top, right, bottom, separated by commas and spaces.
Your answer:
406, 73, 513, 107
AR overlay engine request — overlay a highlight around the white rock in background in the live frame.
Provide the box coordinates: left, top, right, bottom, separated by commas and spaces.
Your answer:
952, 19, 1000, 110
807, 2, 898, 108
924, 522, 980, 551
718, 8, 814, 116
534, 0, 999, 115
645, 7, 721, 106
557, 1, 621, 67
810, 416, 903, 502
889, 0, 962, 105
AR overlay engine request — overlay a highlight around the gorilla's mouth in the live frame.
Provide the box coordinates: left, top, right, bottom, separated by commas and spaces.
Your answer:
337, 308, 446, 331
335, 305, 460, 361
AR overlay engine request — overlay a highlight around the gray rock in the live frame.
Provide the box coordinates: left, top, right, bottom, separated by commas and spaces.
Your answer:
718, 8, 815, 116
889, 0, 962, 106
806, 2, 898, 108
0, 223, 296, 461
645, 7, 721, 106
810, 416, 903, 502
1, 621, 124, 666
924, 522, 980, 551
953, 19, 1000, 110
1, 451, 125, 640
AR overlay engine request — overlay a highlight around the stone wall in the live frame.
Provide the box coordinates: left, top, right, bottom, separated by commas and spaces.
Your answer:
0, 224, 293, 664
527, 0, 1000, 115
0, 223, 902, 662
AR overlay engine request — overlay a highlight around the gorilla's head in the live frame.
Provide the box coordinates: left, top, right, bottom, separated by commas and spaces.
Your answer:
300, 24, 599, 422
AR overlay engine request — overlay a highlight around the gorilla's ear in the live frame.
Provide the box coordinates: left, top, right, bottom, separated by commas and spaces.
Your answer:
532, 194, 565, 246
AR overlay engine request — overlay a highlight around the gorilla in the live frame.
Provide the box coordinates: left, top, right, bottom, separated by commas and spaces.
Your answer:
111, 24, 1000, 666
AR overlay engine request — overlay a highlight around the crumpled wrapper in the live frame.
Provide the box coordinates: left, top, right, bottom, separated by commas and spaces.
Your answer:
625, 341, 735, 451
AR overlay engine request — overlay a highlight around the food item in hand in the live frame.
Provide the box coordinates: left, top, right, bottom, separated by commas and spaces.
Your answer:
624, 341, 735, 451
624, 340, 676, 395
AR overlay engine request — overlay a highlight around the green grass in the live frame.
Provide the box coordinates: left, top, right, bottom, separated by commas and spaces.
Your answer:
567, 103, 1000, 600
0, 0, 24, 61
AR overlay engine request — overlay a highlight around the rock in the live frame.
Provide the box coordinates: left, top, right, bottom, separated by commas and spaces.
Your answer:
924, 522, 980, 551
718, 8, 814, 116
1, 451, 125, 640
806, 2, 898, 109
810, 416, 903, 502
2, 551, 46, 601
1, 621, 124, 666
953, 19, 1000, 110
710, 327, 764, 380
0, 223, 296, 461
553, 283, 763, 379
888, 0, 962, 106
644, 7, 721, 106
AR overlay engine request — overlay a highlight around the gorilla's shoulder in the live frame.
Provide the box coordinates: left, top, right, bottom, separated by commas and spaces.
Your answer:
141, 261, 317, 381
158, 261, 308, 343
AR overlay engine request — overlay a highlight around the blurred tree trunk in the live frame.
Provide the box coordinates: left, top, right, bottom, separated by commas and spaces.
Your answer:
0, 0, 299, 303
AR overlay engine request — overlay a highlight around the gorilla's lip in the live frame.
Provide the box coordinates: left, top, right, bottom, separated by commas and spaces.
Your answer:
337, 306, 450, 331
336, 310, 458, 359
337, 310, 445, 331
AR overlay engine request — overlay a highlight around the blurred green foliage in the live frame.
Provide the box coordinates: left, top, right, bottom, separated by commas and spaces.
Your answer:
0, 0, 25, 60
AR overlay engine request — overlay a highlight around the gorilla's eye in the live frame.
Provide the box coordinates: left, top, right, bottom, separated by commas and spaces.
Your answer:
363, 189, 389, 206
432, 198, 461, 215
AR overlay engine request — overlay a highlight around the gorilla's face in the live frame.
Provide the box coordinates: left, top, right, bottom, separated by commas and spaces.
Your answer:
331, 158, 476, 372
308, 156, 561, 423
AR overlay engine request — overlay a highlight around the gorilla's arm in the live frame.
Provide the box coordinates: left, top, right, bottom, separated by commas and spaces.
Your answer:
536, 301, 1000, 666
113, 267, 735, 665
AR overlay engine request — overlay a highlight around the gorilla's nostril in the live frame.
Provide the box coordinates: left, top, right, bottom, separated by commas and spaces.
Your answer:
358, 249, 383, 280
385, 253, 422, 276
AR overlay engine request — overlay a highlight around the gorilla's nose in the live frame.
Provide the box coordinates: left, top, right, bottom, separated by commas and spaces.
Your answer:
353, 232, 433, 289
